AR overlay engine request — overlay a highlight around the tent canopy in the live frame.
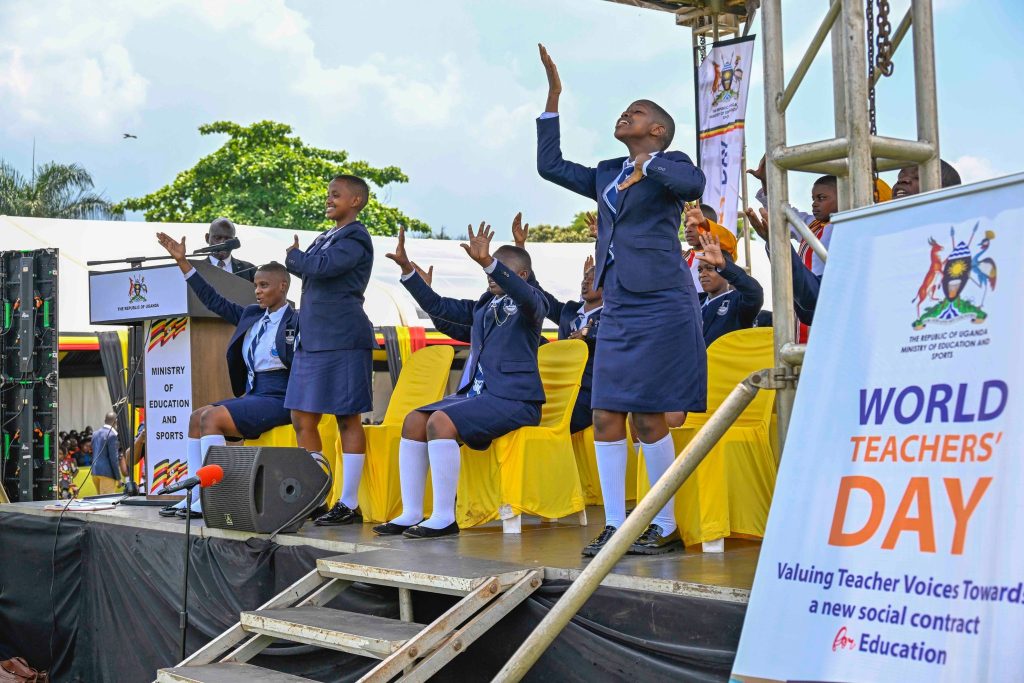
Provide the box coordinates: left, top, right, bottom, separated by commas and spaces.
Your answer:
0, 215, 773, 333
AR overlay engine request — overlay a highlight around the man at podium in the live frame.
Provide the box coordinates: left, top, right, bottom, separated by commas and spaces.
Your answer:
155, 232, 297, 518
206, 217, 257, 282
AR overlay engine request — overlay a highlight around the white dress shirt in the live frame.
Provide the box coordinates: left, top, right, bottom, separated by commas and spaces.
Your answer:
209, 254, 234, 271
242, 305, 288, 373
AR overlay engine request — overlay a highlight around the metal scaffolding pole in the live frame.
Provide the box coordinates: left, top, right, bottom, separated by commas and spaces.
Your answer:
913, 0, 941, 191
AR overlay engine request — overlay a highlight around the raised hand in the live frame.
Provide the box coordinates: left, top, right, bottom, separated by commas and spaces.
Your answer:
694, 232, 726, 269
156, 232, 187, 262
460, 221, 495, 267
747, 154, 767, 187
617, 152, 650, 191
511, 211, 530, 248
287, 234, 300, 252
539, 44, 562, 113
584, 254, 595, 274
684, 205, 709, 233
385, 226, 414, 274
411, 262, 433, 286
584, 211, 597, 239
744, 207, 770, 241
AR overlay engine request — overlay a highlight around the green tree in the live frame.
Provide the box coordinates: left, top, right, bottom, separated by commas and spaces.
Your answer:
528, 211, 594, 243
116, 120, 428, 235
0, 160, 122, 219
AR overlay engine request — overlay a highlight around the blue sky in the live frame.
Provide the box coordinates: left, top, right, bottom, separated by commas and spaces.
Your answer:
0, 0, 1018, 238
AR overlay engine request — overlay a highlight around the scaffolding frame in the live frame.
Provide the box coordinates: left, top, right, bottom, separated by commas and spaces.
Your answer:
493, 2, 942, 679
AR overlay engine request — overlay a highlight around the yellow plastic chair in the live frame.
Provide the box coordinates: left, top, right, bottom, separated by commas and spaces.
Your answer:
571, 426, 639, 506
636, 327, 777, 547
457, 339, 588, 532
248, 416, 342, 505
359, 345, 454, 522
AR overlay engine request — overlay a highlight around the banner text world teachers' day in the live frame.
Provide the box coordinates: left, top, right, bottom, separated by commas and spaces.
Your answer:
830, 379, 1006, 554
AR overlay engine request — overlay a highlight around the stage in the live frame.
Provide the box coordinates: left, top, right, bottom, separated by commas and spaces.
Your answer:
0, 501, 757, 682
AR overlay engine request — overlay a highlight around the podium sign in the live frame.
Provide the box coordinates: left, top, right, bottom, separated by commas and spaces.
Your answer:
731, 174, 1024, 682
89, 265, 188, 325
143, 317, 194, 494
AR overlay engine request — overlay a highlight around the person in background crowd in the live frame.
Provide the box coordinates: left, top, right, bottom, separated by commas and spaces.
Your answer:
58, 445, 79, 499
90, 412, 121, 495
696, 233, 764, 346
205, 217, 257, 281
682, 204, 738, 293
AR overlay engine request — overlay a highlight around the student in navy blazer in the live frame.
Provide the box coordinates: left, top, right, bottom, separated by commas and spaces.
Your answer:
283, 174, 377, 527
156, 233, 296, 517
373, 224, 547, 539
536, 45, 706, 557
694, 233, 764, 346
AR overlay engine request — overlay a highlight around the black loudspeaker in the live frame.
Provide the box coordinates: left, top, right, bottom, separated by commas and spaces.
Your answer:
201, 446, 329, 534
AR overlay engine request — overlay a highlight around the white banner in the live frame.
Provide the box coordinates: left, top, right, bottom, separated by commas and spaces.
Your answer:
731, 174, 1024, 682
89, 264, 188, 325
698, 36, 755, 233
144, 317, 193, 495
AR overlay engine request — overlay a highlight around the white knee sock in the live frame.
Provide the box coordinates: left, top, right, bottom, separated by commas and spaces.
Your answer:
640, 433, 678, 534
421, 439, 460, 529
173, 438, 204, 510
339, 453, 365, 509
391, 439, 428, 526
194, 435, 226, 513
594, 439, 628, 529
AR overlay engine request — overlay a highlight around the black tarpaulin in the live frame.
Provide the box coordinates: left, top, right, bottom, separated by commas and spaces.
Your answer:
0, 512, 744, 682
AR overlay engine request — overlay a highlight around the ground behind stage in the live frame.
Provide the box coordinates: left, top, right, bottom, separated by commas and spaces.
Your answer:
0, 501, 758, 682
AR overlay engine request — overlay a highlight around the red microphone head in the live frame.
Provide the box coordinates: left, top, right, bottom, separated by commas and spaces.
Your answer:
196, 464, 224, 487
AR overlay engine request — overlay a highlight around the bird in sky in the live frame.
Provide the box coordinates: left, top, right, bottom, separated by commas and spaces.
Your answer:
122, 133, 138, 139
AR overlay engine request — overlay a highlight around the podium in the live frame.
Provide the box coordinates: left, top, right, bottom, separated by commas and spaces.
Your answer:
89, 260, 256, 496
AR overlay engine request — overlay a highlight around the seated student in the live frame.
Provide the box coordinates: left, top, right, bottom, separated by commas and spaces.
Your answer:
375, 223, 547, 539
695, 233, 764, 346
510, 212, 602, 433
682, 204, 738, 292
156, 232, 297, 518
892, 159, 962, 199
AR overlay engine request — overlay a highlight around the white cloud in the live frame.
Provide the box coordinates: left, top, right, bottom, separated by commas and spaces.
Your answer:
951, 155, 1003, 184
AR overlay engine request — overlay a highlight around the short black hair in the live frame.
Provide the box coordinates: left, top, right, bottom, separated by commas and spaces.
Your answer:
494, 245, 532, 274
331, 174, 370, 211
813, 175, 838, 189
940, 159, 961, 188
699, 203, 718, 221
256, 261, 289, 280
636, 99, 675, 150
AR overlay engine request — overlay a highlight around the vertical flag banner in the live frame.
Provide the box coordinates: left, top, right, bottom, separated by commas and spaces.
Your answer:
144, 317, 192, 494
731, 174, 1024, 682
698, 35, 756, 233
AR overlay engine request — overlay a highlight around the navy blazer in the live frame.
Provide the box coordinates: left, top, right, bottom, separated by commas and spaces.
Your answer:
187, 271, 297, 398
697, 260, 764, 346
763, 243, 820, 326
402, 260, 548, 402
285, 221, 376, 351
90, 425, 120, 479
537, 287, 599, 394
537, 115, 705, 293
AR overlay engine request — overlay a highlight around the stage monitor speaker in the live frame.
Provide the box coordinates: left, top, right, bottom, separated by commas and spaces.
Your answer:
201, 446, 328, 534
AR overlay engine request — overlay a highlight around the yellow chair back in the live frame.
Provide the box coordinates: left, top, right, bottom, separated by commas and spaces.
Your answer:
537, 339, 588, 430
685, 327, 775, 429
381, 345, 455, 425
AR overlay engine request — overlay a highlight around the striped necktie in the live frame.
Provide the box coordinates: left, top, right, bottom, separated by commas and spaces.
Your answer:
602, 163, 635, 215
246, 314, 271, 391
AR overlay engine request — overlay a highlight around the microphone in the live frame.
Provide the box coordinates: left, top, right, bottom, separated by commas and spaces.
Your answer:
158, 464, 224, 495
192, 238, 241, 255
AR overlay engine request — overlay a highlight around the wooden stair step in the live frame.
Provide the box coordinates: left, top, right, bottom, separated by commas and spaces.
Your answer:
317, 549, 530, 595
157, 662, 315, 683
240, 605, 423, 659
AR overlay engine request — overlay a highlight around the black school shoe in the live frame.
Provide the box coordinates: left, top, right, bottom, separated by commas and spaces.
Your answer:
402, 522, 459, 539
372, 520, 422, 536
627, 524, 683, 555
175, 508, 202, 520
314, 501, 362, 526
581, 525, 617, 557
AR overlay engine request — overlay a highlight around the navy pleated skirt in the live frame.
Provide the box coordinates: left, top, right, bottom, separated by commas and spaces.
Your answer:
416, 392, 542, 451
591, 262, 707, 414
284, 347, 373, 416
214, 370, 292, 439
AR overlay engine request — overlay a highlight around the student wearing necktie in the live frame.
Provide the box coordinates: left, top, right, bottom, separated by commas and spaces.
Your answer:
373, 223, 547, 539
205, 217, 257, 282
536, 45, 707, 557
695, 232, 764, 347
512, 214, 603, 434
284, 175, 377, 527
156, 233, 297, 518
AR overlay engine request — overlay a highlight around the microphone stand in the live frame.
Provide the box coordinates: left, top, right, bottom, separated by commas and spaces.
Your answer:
178, 484, 196, 662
